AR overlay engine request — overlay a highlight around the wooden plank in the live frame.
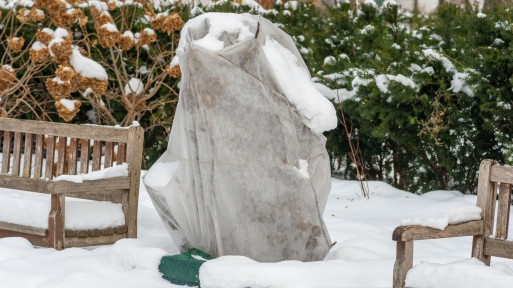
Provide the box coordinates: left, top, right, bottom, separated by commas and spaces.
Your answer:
48, 194, 65, 250
45, 136, 56, 180
64, 233, 126, 247
23, 133, 33, 178
68, 138, 78, 175
125, 126, 144, 238
393, 241, 413, 288
34, 134, 44, 178
472, 159, 498, 265
63, 189, 125, 203
49, 177, 130, 194
117, 143, 126, 165
1, 131, 11, 174
0, 229, 48, 247
0, 174, 49, 193
11, 132, 22, 176
484, 238, 513, 259
80, 139, 90, 174
490, 165, 513, 184
393, 220, 484, 242
56, 136, 67, 177
104, 141, 114, 168
0, 221, 48, 236
496, 183, 512, 240
92, 140, 102, 171
0, 118, 128, 142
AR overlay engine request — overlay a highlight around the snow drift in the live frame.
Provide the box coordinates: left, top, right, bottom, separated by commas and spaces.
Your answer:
143, 13, 334, 262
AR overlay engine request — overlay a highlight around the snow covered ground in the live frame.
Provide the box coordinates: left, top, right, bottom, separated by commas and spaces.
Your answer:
0, 177, 512, 287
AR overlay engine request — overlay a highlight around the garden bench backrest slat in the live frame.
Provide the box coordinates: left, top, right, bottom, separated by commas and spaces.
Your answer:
496, 183, 512, 240
23, 133, 33, 178
34, 134, 44, 178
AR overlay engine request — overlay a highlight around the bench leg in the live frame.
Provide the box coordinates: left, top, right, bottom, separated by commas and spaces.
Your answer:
48, 194, 65, 250
393, 240, 413, 288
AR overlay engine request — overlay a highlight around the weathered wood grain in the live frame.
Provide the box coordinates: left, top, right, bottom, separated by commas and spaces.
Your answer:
496, 183, 511, 240
393, 241, 413, 288
484, 238, 513, 259
393, 220, 484, 242
117, 143, 126, 165
125, 126, 144, 238
0, 174, 49, 193
0, 118, 128, 142
11, 132, 22, 176
45, 136, 55, 180
472, 159, 498, 265
48, 194, 65, 250
490, 165, 513, 184
23, 133, 33, 178
1, 131, 11, 174
104, 141, 113, 168
0, 221, 47, 236
34, 134, 44, 178
56, 137, 67, 177
80, 139, 90, 174
49, 177, 130, 194
68, 138, 78, 175
92, 140, 102, 171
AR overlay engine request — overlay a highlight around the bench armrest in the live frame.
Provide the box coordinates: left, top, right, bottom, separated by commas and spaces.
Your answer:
392, 220, 484, 242
48, 177, 131, 194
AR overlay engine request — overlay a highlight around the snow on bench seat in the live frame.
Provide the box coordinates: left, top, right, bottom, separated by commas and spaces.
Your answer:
0, 187, 125, 230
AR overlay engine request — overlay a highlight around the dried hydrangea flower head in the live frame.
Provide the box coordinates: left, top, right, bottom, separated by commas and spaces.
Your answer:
36, 28, 54, 46
167, 65, 180, 78
17, 8, 45, 23
46, 76, 73, 100
48, 28, 73, 64
0, 65, 16, 91
138, 28, 157, 46
97, 22, 120, 48
29, 41, 50, 63
150, 12, 185, 35
55, 99, 81, 122
119, 31, 135, 51
7, 37, 25, 52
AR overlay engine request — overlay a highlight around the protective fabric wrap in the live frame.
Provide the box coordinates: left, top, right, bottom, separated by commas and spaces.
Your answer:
144, 13, 332, 262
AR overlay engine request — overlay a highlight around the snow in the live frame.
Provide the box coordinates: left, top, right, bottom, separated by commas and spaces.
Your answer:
70, 46, 108, 80
283, 0, 297, 11
169, 56, 179, 68
53, 163, 129, 183
323, 55, 336, 65
477, 12, 487, 18
314, 83, 356, 103
181, 13, 257, 52
2, 64, 14, 72
422, 49, 455, 73
58, 99, 77, 112
262, 37, 337, 134
401, 206, 482, 230
124, 77, 144, 96
101, 23, 119, 33
449, 72, 474, 96
0, 177, 512, 287
375, 74, 416, 93
0, 188, 125, 229
296, 159, 309, 179
143, 161, 179, 190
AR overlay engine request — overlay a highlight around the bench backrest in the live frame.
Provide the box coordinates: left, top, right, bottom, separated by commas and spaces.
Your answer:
473, 160, 513, 263
0, 118, 143, 181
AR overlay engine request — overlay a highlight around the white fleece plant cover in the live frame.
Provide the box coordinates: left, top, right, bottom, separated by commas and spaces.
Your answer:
143, 13, 335, 262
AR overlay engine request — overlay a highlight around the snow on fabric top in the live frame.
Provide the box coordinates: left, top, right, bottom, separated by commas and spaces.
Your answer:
70, 46, 108, 80
180, 13, 256, 52
262, 37, 337, 134
177, 13, 337, 134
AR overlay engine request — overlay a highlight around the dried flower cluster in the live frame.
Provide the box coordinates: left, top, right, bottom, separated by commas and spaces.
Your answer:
17, 8, 45, 23
0, 66, 16, 91
55, 100, 82, 122
149, 11, 185, 34
7, 37, 25, 52
167, 65, 181, 78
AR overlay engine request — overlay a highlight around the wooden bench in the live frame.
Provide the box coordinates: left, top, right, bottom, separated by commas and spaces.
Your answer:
0, 118, 144, 250
392, 159, 513, 287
